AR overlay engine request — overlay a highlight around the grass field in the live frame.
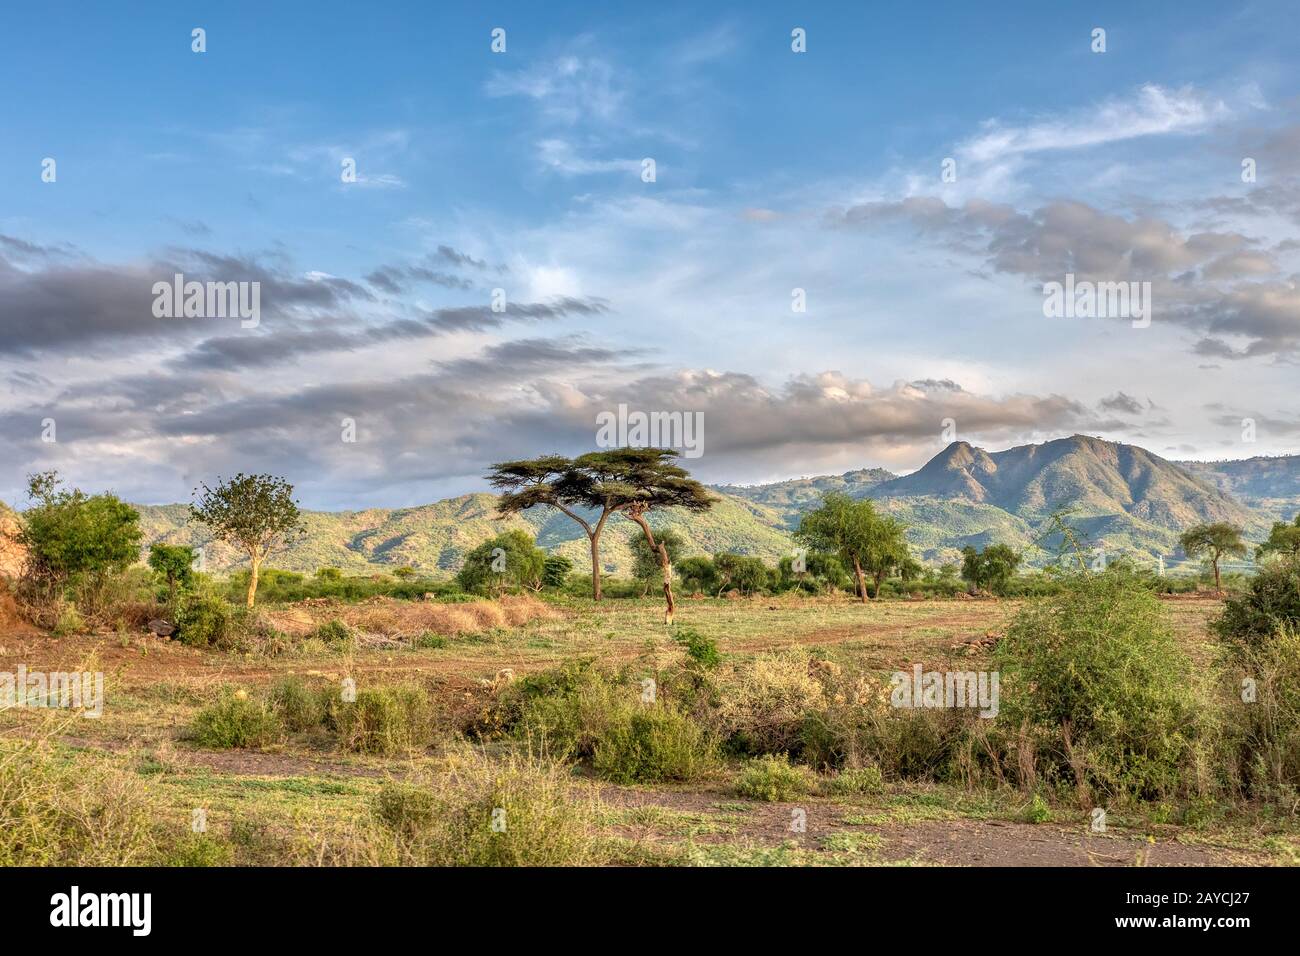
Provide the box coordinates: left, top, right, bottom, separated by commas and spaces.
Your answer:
2, 593, 1297, 867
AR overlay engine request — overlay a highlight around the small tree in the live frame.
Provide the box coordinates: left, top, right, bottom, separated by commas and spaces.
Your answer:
489, 455, 614, 601
960, 543, 1022, 595
796, 492, 909, 601
542, 554, 574, 589
1258, 515, 1300, 562
18, 470, 141, 615
148, 543, 197, 604
713, 552, 772, 596
1180, 522, 1247, 594
189, 473, 305, 608
457, 529, 545, 595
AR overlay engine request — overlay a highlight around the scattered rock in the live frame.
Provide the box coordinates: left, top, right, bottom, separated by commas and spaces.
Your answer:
147, 618, 176, 637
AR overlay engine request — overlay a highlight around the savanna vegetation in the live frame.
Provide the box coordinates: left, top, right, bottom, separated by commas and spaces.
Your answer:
3, 461, 1299, 867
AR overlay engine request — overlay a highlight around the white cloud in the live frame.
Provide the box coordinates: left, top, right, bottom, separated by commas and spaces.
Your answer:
958, 84, 1229, 164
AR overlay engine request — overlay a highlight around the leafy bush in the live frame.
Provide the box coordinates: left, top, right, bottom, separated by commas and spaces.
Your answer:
457, 529, 545, 596
1222, 627, 1300, 799
267, 676, 327, 732
1215, 557, 1300, 655
188, 691, 284, 749
994, 567, 1200, 801
312, 618, 354, 647
541, 554, 573, 588
735, 754, 815, 801
175, 589, 234, 648
826, 765, 884, 795
509, 664, 717, 783
673, 627, 720, 668
373, 748, 599, 866
712, 651, 825, 755
589, 704, 717, 784
335, 685, 435, 755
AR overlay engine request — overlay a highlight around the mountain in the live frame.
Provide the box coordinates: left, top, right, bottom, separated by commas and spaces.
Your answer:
715, 468, 896, 518
1173, 455, 1300, 521
5, 436, 1290, 577
867, 435, 1268, 562
134, 491, 796, 577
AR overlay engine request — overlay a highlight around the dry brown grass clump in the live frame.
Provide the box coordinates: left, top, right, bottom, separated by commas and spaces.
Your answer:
266, 594, 556, 641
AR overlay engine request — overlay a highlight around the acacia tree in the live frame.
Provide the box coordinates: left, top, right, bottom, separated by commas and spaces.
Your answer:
1180, 521, 1247, 594
488, 455, 617, 601
1257, 514, 1300, 562
189, 473, 304, 608
797, 492, 909, 601
587, 448, 715, 624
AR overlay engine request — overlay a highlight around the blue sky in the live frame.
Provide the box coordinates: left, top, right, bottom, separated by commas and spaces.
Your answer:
1, 1, 1297, 508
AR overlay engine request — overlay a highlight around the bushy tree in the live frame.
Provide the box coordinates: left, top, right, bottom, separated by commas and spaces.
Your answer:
960, 543, 1022, 595
1180, 522, 1247, 593
189, 473, 305, 608
777, 551, 849, 593
18, 471, 141, 612
147, 543, 197, 603
995, 567, 1197, 800
1214, 557, 1300, 654
1257, 515, 1300, 562
457, 529, 546, 595
713, 552, 771, 596
542, 554, 574, 589
677, 556, 719, 595
795, 492, 909, 600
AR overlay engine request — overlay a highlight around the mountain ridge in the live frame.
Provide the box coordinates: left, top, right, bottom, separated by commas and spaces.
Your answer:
4, 437, 1297, 575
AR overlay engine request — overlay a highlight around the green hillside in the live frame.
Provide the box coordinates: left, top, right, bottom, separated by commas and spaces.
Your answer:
13, 437, 1293, 577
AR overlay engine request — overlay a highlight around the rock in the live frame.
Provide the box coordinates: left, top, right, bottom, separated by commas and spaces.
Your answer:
147, 618, 176, 637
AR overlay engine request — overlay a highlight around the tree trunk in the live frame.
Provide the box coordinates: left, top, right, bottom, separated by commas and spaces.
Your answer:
629, 513, 675, 624
588, 532, 603, 602
1212, 557, 1222, 594
873, 571, 886, 600
247, 554, 260, 608
852, 557, 867, 603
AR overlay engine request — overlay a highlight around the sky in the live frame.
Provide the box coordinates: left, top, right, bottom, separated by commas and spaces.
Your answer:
1, 0, 1297, 509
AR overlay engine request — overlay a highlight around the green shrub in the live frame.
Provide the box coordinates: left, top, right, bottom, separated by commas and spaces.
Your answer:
1215, 558, 1300, 655
372, 748, 598, 866
511, 664, 717, 783
175, 591, 233, 648
163, 833, 236, 866
673, 627, 721, 669
590, 704, 717, 784
313, 621, 356, 650
413, 631, 447, 649
0, 738, 164, 865
267, 676, 327, 732
1223, 627, 1300, 799
735, 754, 815, 802
335, 685, 435, 755
994, 567, 1199, 801
188, 691, 284, 749
1021, 793, 1053, 823
826, 765, 884, 795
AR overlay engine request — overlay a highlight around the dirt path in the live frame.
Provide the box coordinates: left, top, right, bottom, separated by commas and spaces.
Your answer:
600, 787, 1270, 867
